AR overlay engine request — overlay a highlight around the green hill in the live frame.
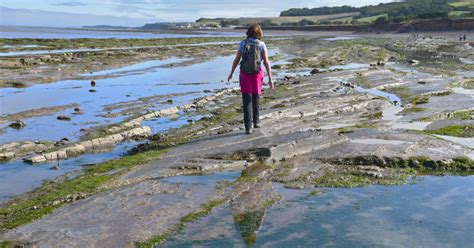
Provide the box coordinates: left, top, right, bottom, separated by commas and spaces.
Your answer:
280, 0, 474, 24
195, 12, 359, 27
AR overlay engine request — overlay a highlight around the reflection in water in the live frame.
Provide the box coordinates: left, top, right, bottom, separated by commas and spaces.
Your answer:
230, 178, 277, 246
165, 176, 474, 247
233, 210, 266, 246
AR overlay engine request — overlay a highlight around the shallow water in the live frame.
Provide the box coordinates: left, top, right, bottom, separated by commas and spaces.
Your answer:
322, 36, 357, 41
350, 138, 410, 145
0, 26, 244, 39
0, 41, 241, 57
392, 121, 433, 131
0, 54, 237, 199
80, 57, 189, 77
0, 48, 281, 201
0, 140, 139, 202
325, 63, 370, 72
355, 86, 401, 105
165, 176, 474, 247
0, 56, 234, 143
0, 114, 205, 201
452, 87, 474, 96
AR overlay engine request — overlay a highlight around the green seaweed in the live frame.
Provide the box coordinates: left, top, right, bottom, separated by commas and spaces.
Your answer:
0, 149, 168, 232
307, 190, 326, 197
424, 125, 474, 138
336, 155, 474, 171
403, 106, 428, 113
365, 111, 383, 120
410, 95, 430, 105
452, 110, 474, 120
313, 173, 373, 188
354, 123, 377, 129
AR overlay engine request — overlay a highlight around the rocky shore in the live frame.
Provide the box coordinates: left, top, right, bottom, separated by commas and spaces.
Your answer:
1, 32, 473, 247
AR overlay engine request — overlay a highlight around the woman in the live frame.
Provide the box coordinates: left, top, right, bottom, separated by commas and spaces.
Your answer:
227, 23, 273, 134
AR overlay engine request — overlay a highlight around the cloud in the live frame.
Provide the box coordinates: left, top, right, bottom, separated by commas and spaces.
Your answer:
114, 5, 156, 18
55, 1, 87, 6
0, 0, 396, 27
0, 6, 155, 27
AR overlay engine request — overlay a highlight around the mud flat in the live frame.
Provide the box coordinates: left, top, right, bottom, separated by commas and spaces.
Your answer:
1, 33, 473, 247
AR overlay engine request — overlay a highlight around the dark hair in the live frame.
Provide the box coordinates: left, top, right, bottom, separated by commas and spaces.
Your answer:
246, 23, 263, 39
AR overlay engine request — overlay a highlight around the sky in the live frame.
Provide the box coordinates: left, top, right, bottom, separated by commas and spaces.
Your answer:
0, 0, 395, 27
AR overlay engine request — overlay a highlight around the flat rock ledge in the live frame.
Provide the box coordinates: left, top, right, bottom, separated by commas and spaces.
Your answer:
24, 126, 152, 164
1, 88, 239, 164
0, 141, 54, 161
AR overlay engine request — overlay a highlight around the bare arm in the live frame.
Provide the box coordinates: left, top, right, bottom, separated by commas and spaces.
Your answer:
262, 50, 274, 89
227, 51, 241, 82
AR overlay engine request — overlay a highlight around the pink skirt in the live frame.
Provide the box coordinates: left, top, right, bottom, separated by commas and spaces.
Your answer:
239, 69, 264, 95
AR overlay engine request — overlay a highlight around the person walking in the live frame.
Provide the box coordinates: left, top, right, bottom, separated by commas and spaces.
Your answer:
227, 23, 273, 134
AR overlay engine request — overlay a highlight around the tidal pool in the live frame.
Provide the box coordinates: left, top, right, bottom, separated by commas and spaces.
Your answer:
164, 176, 474, 247
0, 140, 140, 202
0, 56, 234, 143
0, 49, 281, 201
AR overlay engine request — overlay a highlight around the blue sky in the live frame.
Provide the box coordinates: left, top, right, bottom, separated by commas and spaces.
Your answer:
0, 0, 395, 27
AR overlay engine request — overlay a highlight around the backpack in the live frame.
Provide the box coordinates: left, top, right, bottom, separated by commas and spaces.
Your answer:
240, 39, 262, 74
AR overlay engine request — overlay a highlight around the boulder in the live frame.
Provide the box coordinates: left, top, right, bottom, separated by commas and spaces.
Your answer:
78, 140, 93, 150
35, 144, 48, 153
143, 113, 156, 119
57, 115, 71, 121
178, 104, 196, 110
19, 58, 30, 66
0, 152, 15, 160
159, 107, 179, 116
91, 139, 101, 149
55, 138, 70, 146
18, 143, 36, 151
24, 155, 47, 163
110, 134, 124, 143
65, 145, 86, 157
310, 68, 320, 74
97, 137, 115, 147
408, 59, 420, 65
9, 120, 26, 129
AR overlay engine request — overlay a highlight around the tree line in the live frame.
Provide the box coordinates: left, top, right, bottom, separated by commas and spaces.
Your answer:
280, 0, 470, 21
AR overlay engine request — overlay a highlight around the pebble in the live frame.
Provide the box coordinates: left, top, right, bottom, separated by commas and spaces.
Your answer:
57, 115, 71, 121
